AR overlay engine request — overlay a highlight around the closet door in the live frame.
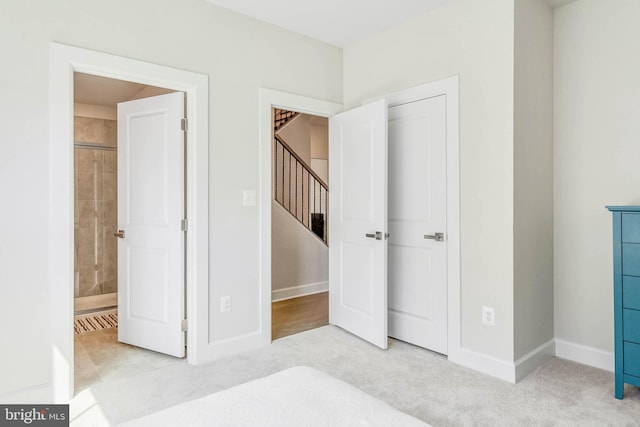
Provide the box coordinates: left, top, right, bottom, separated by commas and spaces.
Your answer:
387, 95, 447, 354
328, 100, 388, 350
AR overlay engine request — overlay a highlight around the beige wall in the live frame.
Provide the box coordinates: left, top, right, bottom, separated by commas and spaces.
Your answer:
310, 119, 328, 160
0, 0, 341, 399
554, 0, 640, 352
271, 201, 328, 295
513, 0, 554, 360
277, 114, 312, 165
344, 0, 516, 361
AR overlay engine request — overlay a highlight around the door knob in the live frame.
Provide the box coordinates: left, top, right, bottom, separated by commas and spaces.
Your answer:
424, 232, 445, 242
114, 230, 125, 239
365, 231, 383, 240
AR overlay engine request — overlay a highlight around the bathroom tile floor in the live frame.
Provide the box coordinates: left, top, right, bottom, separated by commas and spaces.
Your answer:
74, 327, 186, 394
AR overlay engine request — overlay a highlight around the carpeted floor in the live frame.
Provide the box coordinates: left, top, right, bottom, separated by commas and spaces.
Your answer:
74, 310, 118, 335
71, 325, 640, 426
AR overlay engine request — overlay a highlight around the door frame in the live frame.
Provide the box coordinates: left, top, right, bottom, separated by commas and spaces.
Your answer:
258, 89, 343, 345
259, 77, 460, 357
49, 43, 209, 401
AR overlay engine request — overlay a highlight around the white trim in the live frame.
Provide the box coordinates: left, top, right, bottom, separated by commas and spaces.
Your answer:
0, 383, 51, 404
447, 339, 556, 384
384, 76, 461, 363
259, 89, 343, 346
448, 347, 517, 383
49, 43, 209, 402
207, 331, 264, 360
555, 339, 614, 372
272, 282, 329, 302
514, 339, 556, 381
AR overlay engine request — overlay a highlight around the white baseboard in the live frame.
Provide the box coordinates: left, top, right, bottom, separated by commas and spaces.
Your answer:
203, 331, 264, 363
74, 292, 117, 312
515, 339, 555, 381
555, 339, 614, 372
272, 281, 328, 302
448, 347, 517, 383
0, 383, 52, 404
449, 338, 555, 383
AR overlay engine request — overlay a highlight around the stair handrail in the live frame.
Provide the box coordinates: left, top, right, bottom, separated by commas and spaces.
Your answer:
274, 134, 328, 191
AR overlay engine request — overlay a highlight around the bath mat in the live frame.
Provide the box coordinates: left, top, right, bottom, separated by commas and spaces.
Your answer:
74, 311, 118, 335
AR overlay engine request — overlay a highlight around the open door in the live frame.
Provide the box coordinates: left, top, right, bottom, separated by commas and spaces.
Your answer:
117, 92, 186, 357
328, 99, 388, 349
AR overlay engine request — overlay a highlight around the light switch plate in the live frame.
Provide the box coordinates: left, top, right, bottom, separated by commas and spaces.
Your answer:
243, 190, 256, 206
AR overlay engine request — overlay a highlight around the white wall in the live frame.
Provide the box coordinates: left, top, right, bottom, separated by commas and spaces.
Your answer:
554, 0, 640, 354
271, 202, 328, 299
513, 0, 554, 360
0, 0, 341, 400
344, 0, 516, 361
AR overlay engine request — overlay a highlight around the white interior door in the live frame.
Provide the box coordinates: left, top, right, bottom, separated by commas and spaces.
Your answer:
117, 92, 186, 357
388, 95, 447, 354
328, 99, 388, 349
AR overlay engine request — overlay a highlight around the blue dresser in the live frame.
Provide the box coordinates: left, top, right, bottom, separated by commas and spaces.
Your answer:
607, 206, 640, 399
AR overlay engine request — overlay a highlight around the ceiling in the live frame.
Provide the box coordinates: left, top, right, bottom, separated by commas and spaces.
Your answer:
74, 73, 147, 106
204, 0, 579, 47
204, 0, 450, 47
74, 73, 176, 107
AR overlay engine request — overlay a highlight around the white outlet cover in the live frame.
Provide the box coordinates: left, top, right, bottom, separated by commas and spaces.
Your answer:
243, 190, 256, 206
482, 306, 495, 326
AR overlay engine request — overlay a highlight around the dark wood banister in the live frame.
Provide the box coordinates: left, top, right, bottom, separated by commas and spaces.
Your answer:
274, 134, 328, 190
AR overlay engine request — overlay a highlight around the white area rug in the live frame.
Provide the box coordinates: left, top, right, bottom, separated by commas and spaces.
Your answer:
119, 366, 429, 426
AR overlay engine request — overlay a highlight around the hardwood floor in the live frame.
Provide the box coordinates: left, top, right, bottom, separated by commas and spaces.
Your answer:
271, 292, 328, 340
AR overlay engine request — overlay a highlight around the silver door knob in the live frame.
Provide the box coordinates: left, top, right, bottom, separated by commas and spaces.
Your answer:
365, 231, 383, 240
114, 230, 125, 239
424, 232, 445, 242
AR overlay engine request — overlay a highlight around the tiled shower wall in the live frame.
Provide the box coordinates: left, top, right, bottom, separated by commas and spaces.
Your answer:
74, 117, 117, 298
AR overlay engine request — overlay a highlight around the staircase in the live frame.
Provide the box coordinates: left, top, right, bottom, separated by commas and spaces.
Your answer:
274, 108, 300, 133
274, 134, 328, 244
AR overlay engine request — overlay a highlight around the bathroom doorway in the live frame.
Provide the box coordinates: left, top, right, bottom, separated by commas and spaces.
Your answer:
73, 73, 185, 392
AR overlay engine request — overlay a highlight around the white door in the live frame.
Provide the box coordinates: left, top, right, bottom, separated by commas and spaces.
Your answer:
328, 99, 388, 349
117, 92, 186, 357
387, 95, 447, 354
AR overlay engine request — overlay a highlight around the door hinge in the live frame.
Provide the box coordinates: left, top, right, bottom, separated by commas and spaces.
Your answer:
181, 118, 188, 132
181, 218, 188, 231
181, 319, 188, 332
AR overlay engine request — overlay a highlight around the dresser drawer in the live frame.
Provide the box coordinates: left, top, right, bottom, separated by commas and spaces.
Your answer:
622, 213, 640, 243
624, 341, 640, 377
623, 309, 640, 343
624, 276, 640, 310
623, 244, 640, 277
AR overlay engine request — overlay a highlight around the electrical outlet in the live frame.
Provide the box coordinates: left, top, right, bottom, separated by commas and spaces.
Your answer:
221, 296, 232, 313
482, 306, 495, 326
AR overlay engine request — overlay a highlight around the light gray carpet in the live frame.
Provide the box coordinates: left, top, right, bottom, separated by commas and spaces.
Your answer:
71, 325, 640, 426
